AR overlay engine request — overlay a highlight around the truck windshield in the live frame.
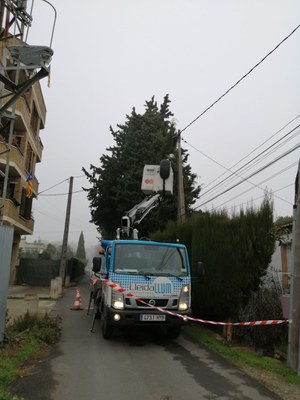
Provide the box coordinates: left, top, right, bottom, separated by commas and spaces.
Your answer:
113, 243, 188, 276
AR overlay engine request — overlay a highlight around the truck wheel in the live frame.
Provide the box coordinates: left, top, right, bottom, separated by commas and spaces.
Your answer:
165, 326, 181, 339
101, 312, 114, 339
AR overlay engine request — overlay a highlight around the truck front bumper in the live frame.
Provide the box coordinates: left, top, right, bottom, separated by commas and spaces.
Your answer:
106, 307, 192, 327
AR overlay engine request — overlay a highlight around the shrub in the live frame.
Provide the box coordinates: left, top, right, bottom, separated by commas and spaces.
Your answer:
0, 392, 25, 400
1, 314, 61, 399
235, 283, 287, 356
4, 313, 61, 345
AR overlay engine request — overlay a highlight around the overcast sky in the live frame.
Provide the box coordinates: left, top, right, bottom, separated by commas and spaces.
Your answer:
24, 0, 300, 250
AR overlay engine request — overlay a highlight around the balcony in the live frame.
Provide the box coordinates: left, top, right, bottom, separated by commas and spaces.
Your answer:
1, 198, 34, 235
0, 141, 39, 194
2, 89, 44, 162
23, 173, 39, 195
0, 141, 23, 176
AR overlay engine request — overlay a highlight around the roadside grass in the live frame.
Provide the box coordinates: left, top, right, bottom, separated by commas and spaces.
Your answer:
0, 313, 61, 400
184, 324, 300, 385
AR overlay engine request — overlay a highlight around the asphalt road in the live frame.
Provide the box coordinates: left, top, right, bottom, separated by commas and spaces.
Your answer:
10, 274, 280, 400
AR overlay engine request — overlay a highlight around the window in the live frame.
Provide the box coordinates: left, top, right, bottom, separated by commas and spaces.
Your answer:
20, 188, 33, 220
12, 135, 21, 148
30, 103, 39, 136
0, 180, 19, 205
25, 143, 34, 172
113, 243, 188, 276
8, 182, 15, 199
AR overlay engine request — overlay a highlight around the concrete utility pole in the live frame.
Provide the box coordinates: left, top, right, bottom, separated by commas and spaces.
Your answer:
177, 131, 185, 224
289, 162, 300, 374
59, 176, 74, 284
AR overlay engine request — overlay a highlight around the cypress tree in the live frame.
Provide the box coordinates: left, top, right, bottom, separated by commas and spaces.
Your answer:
83, 95, 200, 237
76, 231, 86, 261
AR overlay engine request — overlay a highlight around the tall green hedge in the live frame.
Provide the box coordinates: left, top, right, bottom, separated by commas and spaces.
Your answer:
151, 195, 275, 322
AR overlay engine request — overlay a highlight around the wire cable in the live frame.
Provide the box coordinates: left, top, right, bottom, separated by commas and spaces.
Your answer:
38, 189, 85, 197
37, 178, 69, 195
208, 162, 297, 211
180, 24, 300, 135
197, 114, 300, 191
211, 182, 295, 213
37, 174, 87, 195
181, 121, 300, 203
195, 144, 300, 209
194, 126, 300, 201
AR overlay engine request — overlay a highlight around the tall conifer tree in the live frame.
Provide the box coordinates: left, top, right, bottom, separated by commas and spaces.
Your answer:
83, 95, 200, 237
76, 231, 86, 261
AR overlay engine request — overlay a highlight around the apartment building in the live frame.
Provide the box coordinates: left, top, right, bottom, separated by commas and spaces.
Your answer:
19, 237, 47, 256
0, 2, 49, 283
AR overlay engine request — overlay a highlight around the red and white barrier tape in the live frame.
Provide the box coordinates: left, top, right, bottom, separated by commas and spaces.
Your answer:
90, 276, 290, 326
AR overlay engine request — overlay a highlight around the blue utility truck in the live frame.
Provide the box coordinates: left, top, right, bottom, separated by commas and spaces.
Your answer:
90, 160, 202, 338
97, 238, 193, 339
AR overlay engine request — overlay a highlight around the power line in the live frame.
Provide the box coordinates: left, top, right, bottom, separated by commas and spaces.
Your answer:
196, 126, 300, 201
197, 114, 300, 192
37, 178, 68, 195
210, 182, 295, 213
195, 144, 300, 209
38, 189, 85, 197
180, 24, 300, 134
208, 162, 298, 212
176, 127, 299, 219
33, 207, 64, 222
37, 174, 87, 195
181, 117, 300, 203
182, 128, 299, 201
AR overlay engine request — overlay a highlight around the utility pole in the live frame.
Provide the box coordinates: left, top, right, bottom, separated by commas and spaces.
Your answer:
289, 162, 300, 374
177, 131, 185, 223
59, 176, 73, 284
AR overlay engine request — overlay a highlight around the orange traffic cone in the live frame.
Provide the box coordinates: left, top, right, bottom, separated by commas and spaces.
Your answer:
70, 288, 83, 310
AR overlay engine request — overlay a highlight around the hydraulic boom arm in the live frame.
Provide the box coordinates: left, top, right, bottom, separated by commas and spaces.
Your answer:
120, 193, 161, 238
118, 159, 174, 239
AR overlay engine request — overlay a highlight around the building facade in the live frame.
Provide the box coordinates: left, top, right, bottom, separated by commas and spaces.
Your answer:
267, 223, 293, 293
19, 237, 47, 257
0, 2, 48, 283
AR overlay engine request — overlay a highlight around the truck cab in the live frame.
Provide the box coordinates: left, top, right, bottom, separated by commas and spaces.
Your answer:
99, 239, 192, 339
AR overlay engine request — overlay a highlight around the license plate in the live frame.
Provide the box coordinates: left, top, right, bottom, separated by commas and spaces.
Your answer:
140, 314, 166, 322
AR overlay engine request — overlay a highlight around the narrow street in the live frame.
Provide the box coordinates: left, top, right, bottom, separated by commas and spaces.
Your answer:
10, 274, 280, 400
